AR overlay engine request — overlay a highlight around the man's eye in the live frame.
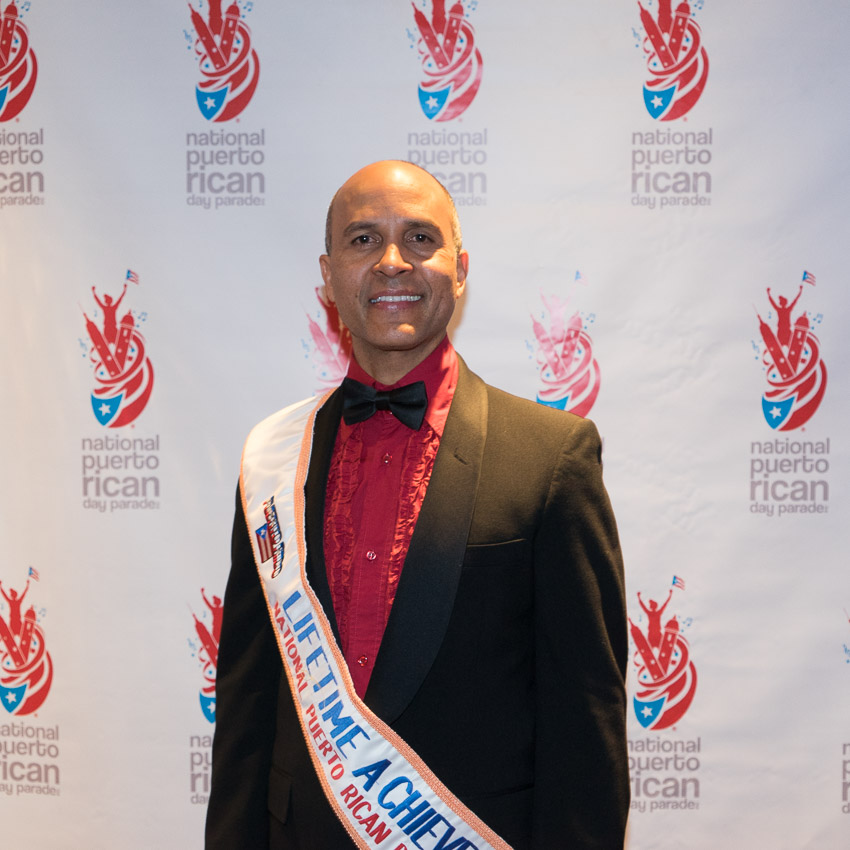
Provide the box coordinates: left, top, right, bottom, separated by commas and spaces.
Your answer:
352, 234, 373, 244
411, 233, 431, 243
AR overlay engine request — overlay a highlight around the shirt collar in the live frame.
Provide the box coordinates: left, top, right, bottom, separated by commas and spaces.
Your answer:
344, 336, 458, 437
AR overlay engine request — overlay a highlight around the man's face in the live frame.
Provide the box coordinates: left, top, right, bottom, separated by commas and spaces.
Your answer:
319, 161, 468, 380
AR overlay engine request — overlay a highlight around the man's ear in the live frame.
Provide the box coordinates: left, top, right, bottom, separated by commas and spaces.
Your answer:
319, 254, 335, 302
455, 250, 469, 297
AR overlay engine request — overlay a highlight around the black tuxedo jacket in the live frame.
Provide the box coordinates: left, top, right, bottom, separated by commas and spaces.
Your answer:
206, 359, 629, 850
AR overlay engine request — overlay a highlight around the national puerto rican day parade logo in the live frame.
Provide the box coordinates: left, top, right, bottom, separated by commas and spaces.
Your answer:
634, 0, 708, 121
754, 273, 826, 431
81, 271, 154, 429
0, 0, 37, 123
630, 578, 697, 730
529, 274, 601, 416
410, 1, 482, 122
0, 568, 53, 716
186, 1, 259, 122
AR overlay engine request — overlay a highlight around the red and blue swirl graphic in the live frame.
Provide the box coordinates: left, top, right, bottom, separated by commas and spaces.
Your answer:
0, 581, 53, 716
0, 1, 37, 122
189, 1, 259, 122
757, 287, 827, 431
85, 283, 154, 429
637, 0, 708, 122
531, 295, 600, 418
411, 1, 483, 122
630, 591, 697, 730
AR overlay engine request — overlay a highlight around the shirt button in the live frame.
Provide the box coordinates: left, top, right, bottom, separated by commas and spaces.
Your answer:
382, 453, 392, 464
357, 655, 369, 667
366, 550, 377, 561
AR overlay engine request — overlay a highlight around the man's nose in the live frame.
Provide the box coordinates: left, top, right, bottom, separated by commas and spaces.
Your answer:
374, 242, 413, 276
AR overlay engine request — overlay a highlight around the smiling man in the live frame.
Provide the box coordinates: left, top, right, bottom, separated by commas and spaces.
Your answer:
206, 161, 629, 850
319, 160, 468, 384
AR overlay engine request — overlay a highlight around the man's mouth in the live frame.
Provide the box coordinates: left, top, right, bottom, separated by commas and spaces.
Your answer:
369, 295, 422, 303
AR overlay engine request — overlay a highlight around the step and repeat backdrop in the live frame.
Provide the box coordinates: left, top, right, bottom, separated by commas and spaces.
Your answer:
1, 1, 848, 847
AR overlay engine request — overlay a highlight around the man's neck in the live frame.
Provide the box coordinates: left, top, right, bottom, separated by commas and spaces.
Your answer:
351, 339, 444, 386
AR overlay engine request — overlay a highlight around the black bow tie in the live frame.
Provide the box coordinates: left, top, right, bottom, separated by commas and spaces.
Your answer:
341, 377, 428, 430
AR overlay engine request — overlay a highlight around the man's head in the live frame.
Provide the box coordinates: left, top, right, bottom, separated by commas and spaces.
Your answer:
324, 162, 462, 256
319, 160, 469, 384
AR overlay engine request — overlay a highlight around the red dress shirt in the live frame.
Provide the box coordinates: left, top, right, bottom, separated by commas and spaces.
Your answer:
323, 336, 458, 697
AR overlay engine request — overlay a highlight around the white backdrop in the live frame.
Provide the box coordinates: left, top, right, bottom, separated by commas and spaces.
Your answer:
1, 1, 849, 847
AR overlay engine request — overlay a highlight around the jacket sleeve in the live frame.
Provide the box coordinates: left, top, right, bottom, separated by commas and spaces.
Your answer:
532, 417, 629, 849
205, 484, 282, 849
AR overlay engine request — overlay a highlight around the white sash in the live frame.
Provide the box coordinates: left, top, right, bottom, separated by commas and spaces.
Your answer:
240, 394, 512, 850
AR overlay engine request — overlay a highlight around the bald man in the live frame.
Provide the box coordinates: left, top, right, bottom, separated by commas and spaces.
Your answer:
206, 161, 628, 849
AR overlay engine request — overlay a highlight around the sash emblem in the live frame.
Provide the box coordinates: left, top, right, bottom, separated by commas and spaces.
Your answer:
262, 495, 284, 578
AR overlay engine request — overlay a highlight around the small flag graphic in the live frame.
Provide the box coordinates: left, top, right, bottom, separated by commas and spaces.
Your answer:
255, 525, 273, 563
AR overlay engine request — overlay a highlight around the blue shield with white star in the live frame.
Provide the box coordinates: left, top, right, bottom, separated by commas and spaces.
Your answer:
200, 692, 216, 724
762, 395, 794, 429
0, 84, 8, 113
418, 85, 451, 120
196, 85, 229, 121
633, 694, 666, 728
643, 84, 677, 120
1, 683, 27, 714
92, 393, 122, 426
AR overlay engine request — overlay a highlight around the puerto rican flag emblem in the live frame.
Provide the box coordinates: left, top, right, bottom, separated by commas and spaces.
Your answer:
255, 524, 273, 562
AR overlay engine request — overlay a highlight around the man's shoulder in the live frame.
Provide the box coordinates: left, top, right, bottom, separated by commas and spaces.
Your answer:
461, 375, 605, 490
455, 357, 599, 440
477, 377, 596, 439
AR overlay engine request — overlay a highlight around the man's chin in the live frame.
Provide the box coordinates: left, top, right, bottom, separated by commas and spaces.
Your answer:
360, 326, 422, 352
351, 331, 445, 371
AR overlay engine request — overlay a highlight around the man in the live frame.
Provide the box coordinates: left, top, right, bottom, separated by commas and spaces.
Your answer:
206, 161, 628, 849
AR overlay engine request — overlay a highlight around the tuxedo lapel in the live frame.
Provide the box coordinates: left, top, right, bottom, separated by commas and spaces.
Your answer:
365, 358, 488, 722
304, 389, 343, 646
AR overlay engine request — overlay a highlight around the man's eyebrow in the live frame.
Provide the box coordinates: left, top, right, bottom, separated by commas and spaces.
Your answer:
341, 220, 377, 237
341, 219, 441, 237
403, 219, 441, 233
